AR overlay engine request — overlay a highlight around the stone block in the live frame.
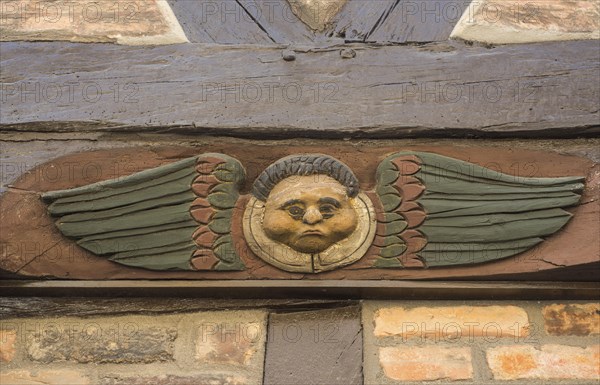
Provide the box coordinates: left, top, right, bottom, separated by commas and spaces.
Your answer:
487, 344, 600, 380
543, 303, 600, 336
100, 374, 247, 385
451, 0, 600, 44
263, 307, 362, 385
0, 369, 90, 385
379, 346, 473, 382
25, 320, 177, 364
194, 311, 267, 367
0, 0, 187, 45
373, 305, 529, 341
0, 329, 17, 362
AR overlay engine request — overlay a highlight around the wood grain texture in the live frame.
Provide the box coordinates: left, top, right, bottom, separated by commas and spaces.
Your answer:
0, 297, 352, 318
368, 0, 469, 43
324, 0, 395, 41
237, 0, 316, 43
167, 0, 273, 43
168, 0, 460, 44
1, 40, 598, 137
0, 143, 597, 281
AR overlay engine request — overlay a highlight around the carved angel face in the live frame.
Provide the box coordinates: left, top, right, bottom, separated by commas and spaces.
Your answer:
262, 175, 358, 253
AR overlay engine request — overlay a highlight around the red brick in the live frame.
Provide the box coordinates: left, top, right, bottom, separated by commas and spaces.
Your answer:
0, 329, 17, 362
543, 303, 600, 336
374, 306, 529, 340
379, 346, 473, 381
487, 344, 600, 380
0, 369, 90, 385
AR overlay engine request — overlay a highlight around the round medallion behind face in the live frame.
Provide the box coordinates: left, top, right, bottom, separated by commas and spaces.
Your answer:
243, 175, 376, 273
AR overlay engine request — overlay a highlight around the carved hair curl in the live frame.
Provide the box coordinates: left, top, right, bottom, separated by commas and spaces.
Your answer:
252, 154, 359, 201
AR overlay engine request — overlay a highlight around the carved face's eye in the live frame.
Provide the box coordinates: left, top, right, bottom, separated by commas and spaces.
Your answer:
319, 204, 336, 219
287, 206, 305, 220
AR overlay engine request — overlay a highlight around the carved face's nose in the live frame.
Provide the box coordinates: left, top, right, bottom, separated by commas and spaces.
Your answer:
302, 207, 323, 225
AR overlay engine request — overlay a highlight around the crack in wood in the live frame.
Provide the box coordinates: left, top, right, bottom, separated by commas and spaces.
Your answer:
235, 0, 277, 43
364, 0, 400, 41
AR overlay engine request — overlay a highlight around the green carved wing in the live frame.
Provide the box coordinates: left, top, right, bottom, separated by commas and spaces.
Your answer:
374, 151, 585, 268
42, 154, 246, 272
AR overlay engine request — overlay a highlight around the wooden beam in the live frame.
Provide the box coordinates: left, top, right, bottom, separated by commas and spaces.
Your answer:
237, 0, 316, 44
1, 280, 598, 299
1, 40, 598, 137
368, 0, 469, 43
325, 0, 396, 41
1, 143, 597, 281
167, 0, 274, 43
0, 297, 353, 318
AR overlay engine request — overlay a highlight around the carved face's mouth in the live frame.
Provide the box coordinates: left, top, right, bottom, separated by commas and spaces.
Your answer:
301, 230, 324, 236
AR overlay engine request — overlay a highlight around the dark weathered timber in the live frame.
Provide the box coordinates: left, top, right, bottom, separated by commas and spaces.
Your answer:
1, 281, 599, 299
1, 40, 598, 137
264, 307, 363, 385
368, 0, 469, 42
237, 0, 316, 44
324, 0, 396, 41
167, 0, 273, 43
0, 297, 354, 318
166, 0, 213, 43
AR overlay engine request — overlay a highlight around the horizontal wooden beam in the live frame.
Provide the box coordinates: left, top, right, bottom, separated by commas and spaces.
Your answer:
1, 40, 598, 138
1, 143, 597, 281
1, 280, 599, 299
0, 296, 353, 318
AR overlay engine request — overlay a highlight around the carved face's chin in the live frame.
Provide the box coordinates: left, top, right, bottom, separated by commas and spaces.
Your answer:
287, 234, 333, 254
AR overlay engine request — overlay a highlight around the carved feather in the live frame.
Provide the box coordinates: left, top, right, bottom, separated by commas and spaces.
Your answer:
375, 151, 585, 268
42, 154, 246, 272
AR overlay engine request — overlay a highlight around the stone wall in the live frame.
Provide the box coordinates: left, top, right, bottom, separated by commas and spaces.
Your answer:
1, 309, 267, 385
1, 300, 598, 384
364, 302, 600, 384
